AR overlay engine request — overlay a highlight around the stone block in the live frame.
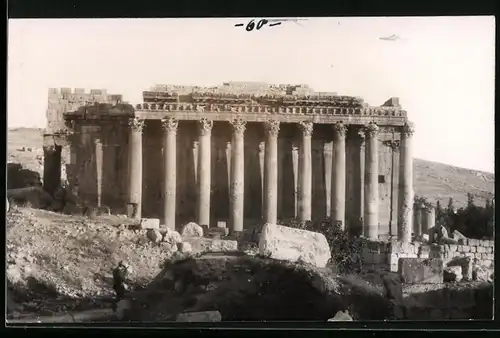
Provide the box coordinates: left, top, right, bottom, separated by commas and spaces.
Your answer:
217, 221, 227, 228
444, 266, 462, 282
482, 259, 492, 268
469, 239, 479, 246
366, 241, 382, 253
139, 218, 160, 230
146, 229, 162, 243
418, 245, 431, 258
457, 238, 467, 245
204, 226, 229, 238
188, 237, 238, 254
461, 245, 470, 253
388, 241, 403, 254
398, 258, 444, 284
176, 311, 222, 322
328, 310, 353, 321
465, 252, 474, 259
390, 263, 398, 272
470, 246, 476, 253
447, 256, 473, 281
448, 244, 457, 252
477, 246, 485, 253
389, 253, 399, 266
181, 222, 203, 238
258, 223, 331, 268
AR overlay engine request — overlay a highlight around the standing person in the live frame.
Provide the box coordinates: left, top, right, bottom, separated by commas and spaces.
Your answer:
112, 261, 130, 313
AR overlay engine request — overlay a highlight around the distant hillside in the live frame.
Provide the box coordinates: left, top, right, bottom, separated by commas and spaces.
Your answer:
7, 128, 494, 209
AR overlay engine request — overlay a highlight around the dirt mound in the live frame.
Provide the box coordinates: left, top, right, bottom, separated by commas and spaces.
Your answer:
127, 255, 394, 321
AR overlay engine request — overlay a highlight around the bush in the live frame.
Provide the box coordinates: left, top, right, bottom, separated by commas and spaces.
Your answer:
279, 218, 365, 274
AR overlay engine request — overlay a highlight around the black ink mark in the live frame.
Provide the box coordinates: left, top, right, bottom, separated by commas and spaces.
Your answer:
235, 18, 300, 31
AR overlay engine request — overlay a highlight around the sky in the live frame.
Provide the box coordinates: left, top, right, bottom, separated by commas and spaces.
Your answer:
7, 17, 495, 173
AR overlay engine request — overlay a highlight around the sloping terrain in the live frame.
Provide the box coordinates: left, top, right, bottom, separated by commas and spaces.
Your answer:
7, 127, 494, 208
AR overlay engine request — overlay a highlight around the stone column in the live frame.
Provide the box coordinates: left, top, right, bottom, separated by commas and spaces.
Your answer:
398, 122, 415, 243
363, 122, 379, 240
230, 119, 246, 234
42, 144, 62, 196
95, 139, 103, 208
413, 203, 423, 237
331, 122, 347, 230
298, 121, 313, 222
127, 118, 144, 219
197, 118, 213, 227
264, 120, 280, 224
422, 206, 436, 234
162, 117, 178, 229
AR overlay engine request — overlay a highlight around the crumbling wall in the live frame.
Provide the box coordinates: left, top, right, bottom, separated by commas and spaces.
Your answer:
429, 239, 494, 268
46, 88, 123, 134
359, 239, 495, 273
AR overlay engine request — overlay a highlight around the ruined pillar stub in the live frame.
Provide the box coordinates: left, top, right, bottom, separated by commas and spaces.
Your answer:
413, 202, 424, 237
197, 118, 213, 227
422, 206, 436, 234
127, 117, 144, 219
398, 121, 415, 243
230, 118, 246, 234
264, 120, 280, 224
298, 121, 313, 222
162, 117, 178, 229
331, 121, 347, 230
363, 122, 379, 240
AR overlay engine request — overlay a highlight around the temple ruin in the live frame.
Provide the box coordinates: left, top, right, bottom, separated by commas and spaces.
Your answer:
43, 82, 416, 241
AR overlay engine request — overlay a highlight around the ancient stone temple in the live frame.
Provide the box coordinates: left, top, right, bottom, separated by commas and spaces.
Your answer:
43, 82, 415, 241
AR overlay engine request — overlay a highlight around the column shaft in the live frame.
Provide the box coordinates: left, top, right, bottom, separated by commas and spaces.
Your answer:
363, 123, 379, 239
298, 121, 313, 222
230, 119, 246, 233
197, 118, 213, 227
422, 207, 435, 234
95, 139, 103, 208
162, 118, 178, 229
127, 118, 144, 219
398, 122, 415, 243
331, 122, 347, 230
413, 203, 423, 237
264, 120, 280, 224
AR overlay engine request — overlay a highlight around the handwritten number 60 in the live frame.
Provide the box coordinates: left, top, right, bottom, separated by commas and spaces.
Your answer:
246, 19, 269, 31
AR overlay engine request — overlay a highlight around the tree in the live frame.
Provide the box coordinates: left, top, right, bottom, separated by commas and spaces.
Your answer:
467, 193, 475, 210
436, 200, 444, 221
447, 197, 455, 214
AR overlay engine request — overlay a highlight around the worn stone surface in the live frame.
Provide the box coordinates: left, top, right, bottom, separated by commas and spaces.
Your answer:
161, 228, 182, 245
444, 266, 462, 282
447, 256, 473, 281
327, 310, 353, 321
139, 218, 160, 230
181, 222, 203, 238
473, 265, 493, 282
451, 230, 467, 240
258, 223, 331, 268
189, 238, 238, 254
178, 242, 193, 254
147, 229, 162, 243
176, 310, 222, 322
398, 258, 444, 284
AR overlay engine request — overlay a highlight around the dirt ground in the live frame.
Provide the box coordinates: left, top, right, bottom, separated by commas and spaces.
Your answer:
6, 206, 177, 317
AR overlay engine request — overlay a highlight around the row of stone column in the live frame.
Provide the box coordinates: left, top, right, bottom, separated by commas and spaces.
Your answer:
127, 117, 415, 242
413, 205, 436, 237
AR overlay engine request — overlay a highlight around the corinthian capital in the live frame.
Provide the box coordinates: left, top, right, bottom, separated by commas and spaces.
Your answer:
265, 120, 280, 137
231, 118, 247, 135
333, 121, 348, 138
161, 117, 179, 135
198, 118, 213, 136
128, 117, 145, 132
299, 121, 314, 137
364, 122, 379, 138
402, 121, 415, 137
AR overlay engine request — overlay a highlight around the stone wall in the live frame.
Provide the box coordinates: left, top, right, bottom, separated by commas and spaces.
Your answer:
46, 88, 123, 134
360, 239, 495, 273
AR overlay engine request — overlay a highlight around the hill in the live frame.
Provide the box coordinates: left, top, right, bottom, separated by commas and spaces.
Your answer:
7, 127, 494, 208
